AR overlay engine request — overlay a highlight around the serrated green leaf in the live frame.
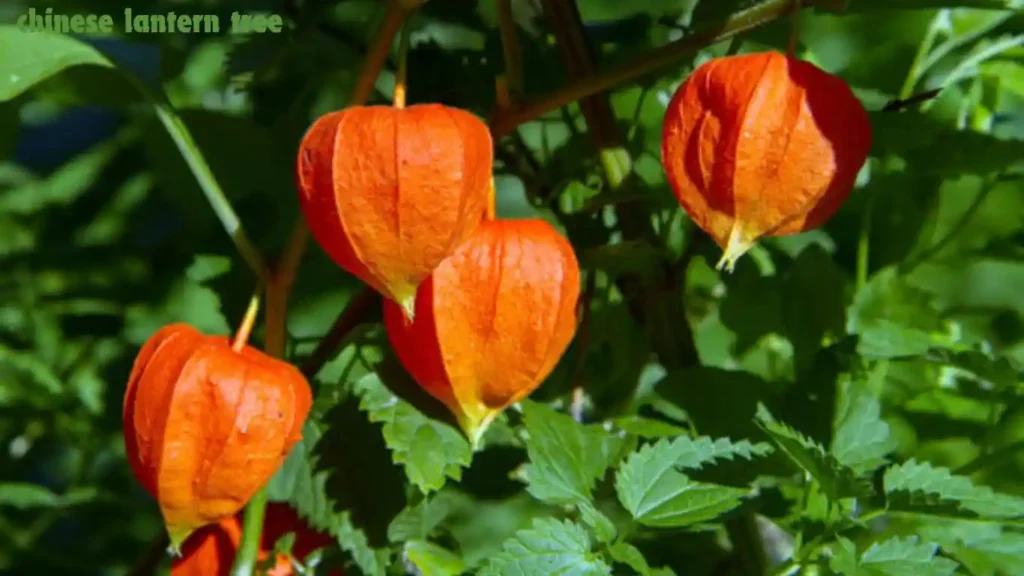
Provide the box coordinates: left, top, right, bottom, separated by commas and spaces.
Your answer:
830, 535, 959, 576
884, 459, 1024, 519
754, 403, 871, 500
479, 518, 612, 576
613, 436, 759, 527
0, 27, 114, 101
403, 540, 466, 576
353, 373, 472, 494
519, 400, 618, 505
335, 513, 389, 576
387, 493, 457, 544
831, 377, 895, 474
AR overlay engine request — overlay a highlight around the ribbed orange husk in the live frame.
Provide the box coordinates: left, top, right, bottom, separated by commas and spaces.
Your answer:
296, 104, 493, 319
661, 51, 872, 271
383, 219, 581, 445
171, 502, 341, 576
122, 324, 313, 551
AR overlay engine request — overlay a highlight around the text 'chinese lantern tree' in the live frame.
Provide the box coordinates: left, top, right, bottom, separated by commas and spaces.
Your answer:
297, 104, 494, 319
122, 323, 312, 552
661, 51, 872, 271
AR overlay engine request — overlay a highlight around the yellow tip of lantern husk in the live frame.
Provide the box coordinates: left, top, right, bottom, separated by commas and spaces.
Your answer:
397, 293, 416, 322
165, 524, 195, 557
715, 222, 758, 273
456, 406, 500, 451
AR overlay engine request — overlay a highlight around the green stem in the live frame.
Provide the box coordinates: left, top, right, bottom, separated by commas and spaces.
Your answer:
900, 173, 1002, 274
855, 189, 874, 292
496, 0, 524, 99
230, 488, 269, 576
153, 104, 270, 281
898, 10, 944, 100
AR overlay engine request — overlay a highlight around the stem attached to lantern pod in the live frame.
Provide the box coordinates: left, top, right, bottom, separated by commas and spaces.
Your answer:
393, 21, 412, 108
786, 0, 802, 57
231, 287, 263, 352
485, 178, 497, 220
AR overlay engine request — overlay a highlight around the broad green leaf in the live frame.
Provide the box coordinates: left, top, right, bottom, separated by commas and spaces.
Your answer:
830, 536, 959, 576
353, 373, 472, 494
403, 540, 466, 576
614, 436, 760, 527
479, 518, 612, 576
519, 400, 618, 504
884, 459, 1024, 519
831, 376, 896, 474
754, 403, 872, 500
0, 27, 114, 101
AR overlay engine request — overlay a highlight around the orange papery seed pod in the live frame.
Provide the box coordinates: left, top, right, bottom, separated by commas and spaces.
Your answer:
171, 502, 340, 576
383, 219, 581, 446
661, 51, 872, 271
122, 324, 313, 552
296, 104, 494, 320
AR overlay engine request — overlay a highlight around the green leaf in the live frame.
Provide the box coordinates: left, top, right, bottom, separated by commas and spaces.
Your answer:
387, 493, 458, 544
782, 243, 848, 373
884, 459, 1024, 519
403, 540, 466, 576
335, 513, 390, 576
831, 376, 896, 474
830, 536, 959, 576
614, 436, 760, 527
754, 403, 871, 500
124, 254, 231, 342
611, 415, 690, 438
479, 518, 612, 576
519, 400, 618, 504
353, 373, 472, 494
608, 541, 676, 576
0, 27, 114, 101
0, 483, 61, 509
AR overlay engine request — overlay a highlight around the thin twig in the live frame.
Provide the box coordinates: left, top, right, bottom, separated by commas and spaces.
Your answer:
496, 0, 524, 99
489, 0, 843, 138
300, 287, 380, 378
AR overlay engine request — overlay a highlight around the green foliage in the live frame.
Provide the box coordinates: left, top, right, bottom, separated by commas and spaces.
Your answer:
1, 0, 1024, 575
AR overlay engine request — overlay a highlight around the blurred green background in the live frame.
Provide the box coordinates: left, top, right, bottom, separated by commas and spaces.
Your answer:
0, 0, 1022, 574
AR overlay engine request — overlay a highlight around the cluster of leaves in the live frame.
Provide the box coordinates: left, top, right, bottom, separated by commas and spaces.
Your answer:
1, 0, 1024, 575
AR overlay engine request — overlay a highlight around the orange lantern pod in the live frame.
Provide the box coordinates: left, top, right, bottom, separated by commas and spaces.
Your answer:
171, 502, 340, 576
122, 323, 313, 552
297, 104, 493, 320
383, 219, 581, 445
661, 51, 872, 271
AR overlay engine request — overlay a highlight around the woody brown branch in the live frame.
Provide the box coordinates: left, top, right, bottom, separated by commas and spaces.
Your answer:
490, 0, 846, 138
